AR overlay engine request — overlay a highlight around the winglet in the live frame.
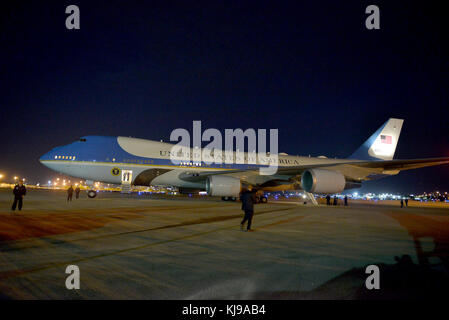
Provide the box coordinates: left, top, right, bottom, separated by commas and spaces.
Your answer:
349, 118, 404, 161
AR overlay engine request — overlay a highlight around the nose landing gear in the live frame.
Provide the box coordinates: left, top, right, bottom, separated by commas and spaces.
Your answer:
87, 190, 97, 198
258, 196, 268, 203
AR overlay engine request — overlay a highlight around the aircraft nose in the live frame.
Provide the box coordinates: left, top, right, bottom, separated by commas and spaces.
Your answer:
39, 151, 54, 162
39, 146, 68, 173
39, 146, 64, 162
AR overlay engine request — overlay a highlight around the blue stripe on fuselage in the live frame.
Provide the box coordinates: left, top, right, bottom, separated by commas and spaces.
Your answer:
39, 136, 274, 170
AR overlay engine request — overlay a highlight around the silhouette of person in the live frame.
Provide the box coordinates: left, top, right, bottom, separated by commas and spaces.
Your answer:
67, 185, 74, 202
11, 179, 26, 212
75, 186, 81, 199
240, 188, 256, 232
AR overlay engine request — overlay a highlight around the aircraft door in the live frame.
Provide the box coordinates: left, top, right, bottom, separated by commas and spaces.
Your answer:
121, 170, 133, 184
121, 170, 132, 194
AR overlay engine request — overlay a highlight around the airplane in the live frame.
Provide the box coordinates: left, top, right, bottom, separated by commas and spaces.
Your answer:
39, 118, 449, 203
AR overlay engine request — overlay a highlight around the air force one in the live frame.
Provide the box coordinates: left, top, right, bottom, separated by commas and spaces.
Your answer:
39, 119, 449, 202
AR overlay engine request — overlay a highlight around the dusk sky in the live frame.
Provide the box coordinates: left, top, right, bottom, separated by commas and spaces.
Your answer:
1, 1, 447, 194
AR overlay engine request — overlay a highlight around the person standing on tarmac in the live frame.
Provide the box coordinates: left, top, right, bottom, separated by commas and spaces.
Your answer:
240, 187, 256, 232
405, 198, 409, 207
67, 185, 74, 202
400, 199, 404, 208
333, 195, 338, 206
75, 185, 81, 199
326, 194, 331, 206
11, 179, 26, 212
344, 195, 348, 206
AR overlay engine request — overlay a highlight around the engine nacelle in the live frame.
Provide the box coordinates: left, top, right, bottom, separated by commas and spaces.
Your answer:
206, 175, 241, 197
301, 169, 346, 194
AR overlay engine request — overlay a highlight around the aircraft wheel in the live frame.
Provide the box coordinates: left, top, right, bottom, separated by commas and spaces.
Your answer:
222, 196, 229, 201
260, 196, 268, 203
230, 197, 237, 201
87, 190, 97, 198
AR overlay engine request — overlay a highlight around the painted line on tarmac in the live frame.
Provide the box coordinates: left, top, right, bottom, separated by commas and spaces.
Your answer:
0, 205, 293, 251
0, 207, 304, 280
0, 203, 234, 216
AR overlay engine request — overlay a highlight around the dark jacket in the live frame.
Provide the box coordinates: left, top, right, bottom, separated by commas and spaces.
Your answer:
241, 191, 256, 211
68, 187, 74, 194
13, 185, 27, 198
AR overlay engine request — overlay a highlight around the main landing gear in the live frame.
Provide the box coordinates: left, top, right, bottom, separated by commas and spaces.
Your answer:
221, 196, 237, 201
221, 195, 268, 203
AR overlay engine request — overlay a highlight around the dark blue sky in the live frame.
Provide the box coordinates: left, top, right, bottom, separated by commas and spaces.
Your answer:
1, 1, 447, 193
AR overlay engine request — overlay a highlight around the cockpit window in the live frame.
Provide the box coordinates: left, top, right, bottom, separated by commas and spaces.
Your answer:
79, 138, 87, 142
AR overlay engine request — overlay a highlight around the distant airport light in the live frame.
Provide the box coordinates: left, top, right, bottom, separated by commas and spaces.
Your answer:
0, 174, 3, 179
14, 176, 18, 180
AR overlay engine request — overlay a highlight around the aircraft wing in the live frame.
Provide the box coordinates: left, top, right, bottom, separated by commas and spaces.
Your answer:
276, 157, 449, 174
178, 161, 354, 182
275, 157, 449, 178
178, 157, 449, 182
350, 157, 449, 170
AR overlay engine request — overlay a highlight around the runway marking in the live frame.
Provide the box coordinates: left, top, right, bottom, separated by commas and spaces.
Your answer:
0, 203, 233, 217
0, 206, 295, 251
0, 204, 238, 243
256, 215, 307, 229
0, 207, 303, 280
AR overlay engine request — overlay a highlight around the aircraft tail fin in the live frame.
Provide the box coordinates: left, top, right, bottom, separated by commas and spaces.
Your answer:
349, 118, 404, 160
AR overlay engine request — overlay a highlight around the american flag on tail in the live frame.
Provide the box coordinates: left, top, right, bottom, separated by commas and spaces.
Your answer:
380, 135, 392, 144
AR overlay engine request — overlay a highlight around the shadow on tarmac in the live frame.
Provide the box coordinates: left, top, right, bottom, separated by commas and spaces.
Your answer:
195, 208, 449, 299
249, 254, 449, 299
252, 209, 449, 299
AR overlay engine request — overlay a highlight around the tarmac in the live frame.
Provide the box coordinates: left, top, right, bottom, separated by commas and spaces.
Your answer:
0, 188, 448, 299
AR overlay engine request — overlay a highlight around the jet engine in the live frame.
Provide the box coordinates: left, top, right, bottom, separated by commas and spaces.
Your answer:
301, 169, 346, 194
206, 175, 241, 197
